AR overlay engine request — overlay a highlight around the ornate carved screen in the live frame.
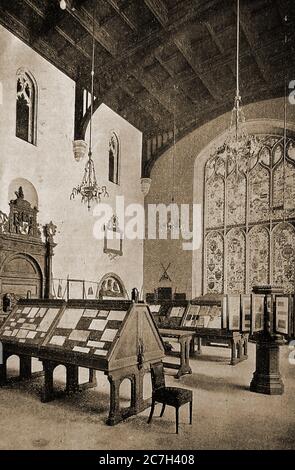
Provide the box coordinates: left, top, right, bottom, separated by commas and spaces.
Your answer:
204, 135, 295, 294
0, 188, 56, 314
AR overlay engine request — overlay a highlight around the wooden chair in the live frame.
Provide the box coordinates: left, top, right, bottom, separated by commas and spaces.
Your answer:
147, 361, 193, 434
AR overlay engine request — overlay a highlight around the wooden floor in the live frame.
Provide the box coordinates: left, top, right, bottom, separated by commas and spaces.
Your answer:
0, 342, 294, 450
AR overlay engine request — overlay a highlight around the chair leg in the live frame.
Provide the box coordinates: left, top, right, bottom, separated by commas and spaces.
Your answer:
160, 404, 166, 417
189, 401, 193, 425
148, 400, 155, 424
175, 407, 179, 434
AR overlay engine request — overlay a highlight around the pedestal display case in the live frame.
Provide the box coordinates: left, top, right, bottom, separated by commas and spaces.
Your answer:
148, 295, 249, 366
250, 285, 295, 395
181, 295, 248, 365
149, 301, 189, 329
0, 299, 164, 425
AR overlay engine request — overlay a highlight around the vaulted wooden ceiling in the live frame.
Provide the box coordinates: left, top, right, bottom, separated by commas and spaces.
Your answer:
0, 0, 294, 175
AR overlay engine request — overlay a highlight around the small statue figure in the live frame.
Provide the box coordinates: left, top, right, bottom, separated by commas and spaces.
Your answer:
15, 186, 24, 199
43, 221, 57, 242
131, 287, 139, 302
2, 293, 12, 313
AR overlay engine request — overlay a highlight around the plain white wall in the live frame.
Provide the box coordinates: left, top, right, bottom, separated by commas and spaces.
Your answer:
0, 25, 144, 297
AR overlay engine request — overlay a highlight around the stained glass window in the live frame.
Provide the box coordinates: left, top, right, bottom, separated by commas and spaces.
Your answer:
249, 226, 270, 289
204, 135, 295, 294
204, 231, 224, 294
272, 223, 295, 293
226, 229, 246, 293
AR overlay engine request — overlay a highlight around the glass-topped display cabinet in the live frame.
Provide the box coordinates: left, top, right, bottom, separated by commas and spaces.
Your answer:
148, 300, 189, 329
0, 299, 164, 425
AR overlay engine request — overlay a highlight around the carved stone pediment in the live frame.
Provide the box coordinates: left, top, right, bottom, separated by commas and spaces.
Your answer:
7, 186, 41, 239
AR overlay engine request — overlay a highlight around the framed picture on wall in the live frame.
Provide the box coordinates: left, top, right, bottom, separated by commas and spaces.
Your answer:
274, 295, 290, 336
103, 215, 123, 257
227, 295, 241, 331
241, 295, 251, 332
251, 294, 265, 333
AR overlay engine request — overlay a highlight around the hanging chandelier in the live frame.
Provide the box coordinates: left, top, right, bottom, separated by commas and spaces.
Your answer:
70, 1, 109, 210
212, 0, 260, 171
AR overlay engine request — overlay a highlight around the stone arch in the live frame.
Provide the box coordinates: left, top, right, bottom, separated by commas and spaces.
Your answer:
97, 272, 128, 299
0, 252, 43, 304
8, 178, 38, 208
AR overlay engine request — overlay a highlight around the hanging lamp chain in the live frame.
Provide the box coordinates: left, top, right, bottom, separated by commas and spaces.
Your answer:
70, 0, 109, 210
210, 0, 261, 174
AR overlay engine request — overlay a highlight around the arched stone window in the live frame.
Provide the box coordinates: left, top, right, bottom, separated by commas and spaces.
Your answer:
16, 69, 37, 145
108, 131, 120, 184
97, 273, 127, 299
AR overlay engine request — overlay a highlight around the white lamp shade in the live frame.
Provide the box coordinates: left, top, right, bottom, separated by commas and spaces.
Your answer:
60, 0, 67, 10
73, 140, 87, 162
140, 177, 152, 197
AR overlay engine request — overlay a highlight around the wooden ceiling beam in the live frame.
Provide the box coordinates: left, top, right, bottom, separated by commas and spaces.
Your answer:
67, 4, 118, 56
144, 0, 168, 26
174, 33, 223, 102
120, 83, 166, 125
23, 0, 92, 61
143, 0, 225, 103
106, 0, 139, 32
203, 20, 235, 77
0, 5, 78, 79
154, 50, 197, 107
237, 1, 272, 83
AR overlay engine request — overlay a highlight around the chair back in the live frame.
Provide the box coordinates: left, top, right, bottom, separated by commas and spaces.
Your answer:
150, 361, 165, 391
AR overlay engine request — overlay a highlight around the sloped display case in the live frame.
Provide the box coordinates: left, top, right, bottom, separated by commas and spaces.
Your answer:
0, 299, 164, 425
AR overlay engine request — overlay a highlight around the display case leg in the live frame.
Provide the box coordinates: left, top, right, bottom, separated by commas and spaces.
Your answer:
89, 368, 97, 386
20, 355, 32, 380
0, 357, 7, 385
41, 361, 55, 403
243, 335, 249, 357
190, 336, 202, 357
230, 339, 238, 365
197, 337, 202, 355
176, 338, 192, 378
106, 375, 121, 426
66, 365, 79, 394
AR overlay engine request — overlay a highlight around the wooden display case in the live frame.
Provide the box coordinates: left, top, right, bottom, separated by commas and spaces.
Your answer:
148, 296, 249, 366
0, 299, 164, 425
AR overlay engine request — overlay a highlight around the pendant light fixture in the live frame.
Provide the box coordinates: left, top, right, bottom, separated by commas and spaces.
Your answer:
167, 93, 180, 233
281, 15, 292, 217
212, 0, 260, 171
70, 1, 109, 210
